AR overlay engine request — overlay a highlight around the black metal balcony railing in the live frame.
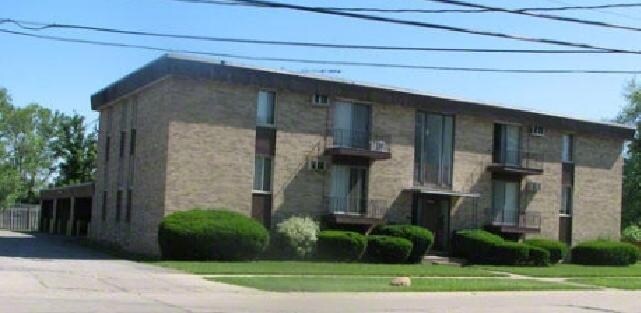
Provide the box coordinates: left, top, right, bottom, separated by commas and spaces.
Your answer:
489, 207, 542, 231
327, 128, 391, 153
494, 148, 544, 171
324, 196, 387, 219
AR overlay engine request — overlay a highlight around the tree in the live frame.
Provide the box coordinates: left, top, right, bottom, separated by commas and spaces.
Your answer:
52, 114, 97, 186
0, 88, 61, 204
616, 80, 641, 228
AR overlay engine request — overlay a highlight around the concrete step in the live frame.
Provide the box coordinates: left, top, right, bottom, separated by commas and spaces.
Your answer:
423, 254, 467, 266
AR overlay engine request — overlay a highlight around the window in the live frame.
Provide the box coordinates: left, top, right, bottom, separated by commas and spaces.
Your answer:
494, 124, 521, 166
256, 90, 275, 126
129, 129, 136, 156
105, 136, 111, 162
119, 130, 126, 158
253, 156, 272, 191
332, 101, 371, 149
560, 163, 574, 215
414, 112, 454, 188
125, 188, 133, 222
101, 191, 107, 221
329, 165, 368, 214
115, 189, 122, 221
492, 180, 520, 225
562, 134, 574, 163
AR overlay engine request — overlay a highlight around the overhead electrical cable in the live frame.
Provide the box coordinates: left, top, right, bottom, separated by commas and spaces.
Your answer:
0, 18, 626, 55
171, 0, 641, 14
2, 28, 641, 74
222, 0, 636, 53
426, 0, 641, 33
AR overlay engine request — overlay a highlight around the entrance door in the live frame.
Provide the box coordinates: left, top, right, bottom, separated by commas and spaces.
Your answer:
414, 196, 450, 251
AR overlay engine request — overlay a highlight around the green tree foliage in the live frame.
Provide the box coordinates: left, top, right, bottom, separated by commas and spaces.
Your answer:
617, 80, 641, 228
52, 114, 97, 186
0, 88, 62, 204
0, 87, 97, 206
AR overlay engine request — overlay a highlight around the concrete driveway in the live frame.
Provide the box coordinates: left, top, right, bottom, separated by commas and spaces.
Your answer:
1, 230, 640, 313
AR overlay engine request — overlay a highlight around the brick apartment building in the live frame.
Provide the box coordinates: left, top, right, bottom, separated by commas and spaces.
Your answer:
89, 54, 634, 256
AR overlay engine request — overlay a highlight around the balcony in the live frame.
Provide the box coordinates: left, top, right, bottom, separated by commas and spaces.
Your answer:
324, 128, 391, 160
488, 207, 541, 233
488, 149, 544, 176
324, 196, 387, 225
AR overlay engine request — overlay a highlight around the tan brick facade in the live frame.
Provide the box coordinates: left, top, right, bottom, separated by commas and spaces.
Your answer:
91, 70, 627, 256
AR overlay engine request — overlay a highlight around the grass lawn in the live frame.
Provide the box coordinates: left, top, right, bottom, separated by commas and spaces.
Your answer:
569, 278, 641, 290
156, 261, 501, 277
480, 263, 641, 277
209, 276, 592, 292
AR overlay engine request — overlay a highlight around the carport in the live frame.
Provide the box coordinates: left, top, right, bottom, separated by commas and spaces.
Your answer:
39, 183, 94, 236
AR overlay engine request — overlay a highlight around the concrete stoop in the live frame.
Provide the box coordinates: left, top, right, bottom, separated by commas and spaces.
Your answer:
423, 254, 467, 266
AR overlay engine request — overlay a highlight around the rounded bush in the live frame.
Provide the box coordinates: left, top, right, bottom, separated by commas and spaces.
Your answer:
316, 230, 367, 261
158, 209, 269, 260
273, 217, 319, 259
524, 239, 569, 263
622, 225, 641, 243
373, 225, 434, 263
492, 241, 530, 265
527, 245, 551, 267
571, 240, 640, 266
364, 235, 413, 264
452, 229, 505, 263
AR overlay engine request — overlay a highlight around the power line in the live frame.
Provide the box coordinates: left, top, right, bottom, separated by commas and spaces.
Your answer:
2, 27, 641, 74
0, 18, 626, 55
225, 0, 636, 53
427, 0, 641, 33
172, 0, 641, 14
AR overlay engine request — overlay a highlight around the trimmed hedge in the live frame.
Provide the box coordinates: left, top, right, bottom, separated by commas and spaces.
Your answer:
453, 229, 555, 266
452, 229, 505, 263
316, 230, 367, 261
364, 235, 413, 264
571, 240, 640, 266
373, 225, 434, 263
524, 239, 568, 263
527, 245, 551, 266
158, 209, 268, 260
492, 241, 530, 265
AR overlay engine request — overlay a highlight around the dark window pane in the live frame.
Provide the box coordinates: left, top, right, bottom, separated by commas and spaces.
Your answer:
119, 131, 126, 158
105, 136, 111, 162
129, 129, 136, 156
257, 91, 275, 125
255, 128, 276, 156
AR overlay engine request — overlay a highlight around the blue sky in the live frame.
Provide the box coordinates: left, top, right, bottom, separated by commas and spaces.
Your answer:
1, 0, 641, 123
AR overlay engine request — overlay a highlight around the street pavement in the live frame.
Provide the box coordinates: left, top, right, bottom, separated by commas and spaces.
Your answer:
1, 230, 639, 313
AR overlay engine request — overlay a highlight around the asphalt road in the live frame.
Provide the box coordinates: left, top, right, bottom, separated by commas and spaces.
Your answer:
1, 229, 639, 313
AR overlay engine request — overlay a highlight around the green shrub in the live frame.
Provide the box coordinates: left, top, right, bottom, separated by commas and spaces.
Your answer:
492, 241, 530, 265
316, 230, 367, 261
452, 229, 505, 263
571, 240, 640, 266
524, 239, 569, 263
623, 225, 641, 243
273, 217, 319, 259
373, 225, 434, 263
158, 209, 268, 260
526, 245, 551, 266
364, 235, 413, 264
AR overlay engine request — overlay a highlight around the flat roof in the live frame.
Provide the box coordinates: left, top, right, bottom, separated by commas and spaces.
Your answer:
91, 54, 635, 139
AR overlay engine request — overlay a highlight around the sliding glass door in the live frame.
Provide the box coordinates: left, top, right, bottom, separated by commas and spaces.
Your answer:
329, 165, 368, 214
414, 112, 454, 188
494, 124, 521, 166
333, 101, 371, 149
492, 180, 520, 225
